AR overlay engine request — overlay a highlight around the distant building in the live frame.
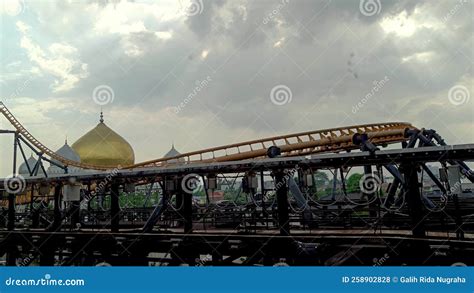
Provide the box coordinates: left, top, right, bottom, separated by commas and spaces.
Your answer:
163, 143, 185, 164
48, 139, 81, 174
18, 154, 38, 177
71, 112, 135, 167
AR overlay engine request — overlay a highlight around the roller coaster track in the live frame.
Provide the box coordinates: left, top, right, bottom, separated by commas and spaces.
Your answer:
1, 102, 415, 171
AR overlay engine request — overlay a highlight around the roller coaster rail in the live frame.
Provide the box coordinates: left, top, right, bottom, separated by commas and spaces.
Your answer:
1, 101, 414, 170
1, 101, 474, 266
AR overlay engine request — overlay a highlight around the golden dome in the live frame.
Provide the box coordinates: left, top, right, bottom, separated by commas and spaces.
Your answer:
71, 113, 135, 168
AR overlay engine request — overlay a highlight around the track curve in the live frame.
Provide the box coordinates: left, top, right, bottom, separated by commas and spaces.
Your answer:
1, 102, 415, 170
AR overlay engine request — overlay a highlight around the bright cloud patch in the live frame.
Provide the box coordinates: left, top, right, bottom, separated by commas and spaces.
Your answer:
16, 21, 88, 92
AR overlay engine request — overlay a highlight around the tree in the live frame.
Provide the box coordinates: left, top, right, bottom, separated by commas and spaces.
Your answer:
346, 173, 363, 193
314, 171, 329, 187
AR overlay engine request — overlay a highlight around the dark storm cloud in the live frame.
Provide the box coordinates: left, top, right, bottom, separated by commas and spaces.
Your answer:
1, 0, 472, 176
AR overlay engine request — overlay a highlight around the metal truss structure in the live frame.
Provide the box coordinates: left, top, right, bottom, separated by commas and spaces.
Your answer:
2, 101, 413, 170
0, 102, 473, 266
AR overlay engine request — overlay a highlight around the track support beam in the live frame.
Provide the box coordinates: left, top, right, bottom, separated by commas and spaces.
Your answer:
401, 163, 426, 237
177, 177, 193, 234
111, 182, 120, 233
275, 170, 290, 236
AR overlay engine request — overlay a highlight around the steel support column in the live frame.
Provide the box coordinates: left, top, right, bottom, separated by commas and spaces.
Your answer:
71, 200, 80, 228
177, 178, 193, 234
275, 170, 290, 236
363, 165, 377, 217
40, 183, 62, 266
7, 133, 19, 231
401, 163, 426, 237
384, 178, 400, 208
176, 190, 183, 227
111, 182, 120, 233
6, 186, 16, 265
7, 193, 15, 231
52, 183, 62, 230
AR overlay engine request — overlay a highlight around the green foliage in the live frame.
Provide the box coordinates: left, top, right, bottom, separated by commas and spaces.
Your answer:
314, 171, 329, 187
346, 173, 363, 193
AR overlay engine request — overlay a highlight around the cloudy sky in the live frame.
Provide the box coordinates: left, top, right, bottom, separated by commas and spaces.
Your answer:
0, 0, 472, 176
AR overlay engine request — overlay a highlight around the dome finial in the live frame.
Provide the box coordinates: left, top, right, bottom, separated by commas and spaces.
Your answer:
100, 108, 104, 123
65, 135, 68, 145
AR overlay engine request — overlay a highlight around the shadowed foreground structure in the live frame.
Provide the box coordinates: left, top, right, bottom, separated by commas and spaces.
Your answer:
0, 103, 473, 266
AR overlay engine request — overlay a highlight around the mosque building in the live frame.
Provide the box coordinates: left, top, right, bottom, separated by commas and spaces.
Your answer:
18, 112, 136, 176
71, 112, 135, 168
17, 111, 186, 178
48, 139, 81, 174
18, 154, 38, 176
163, 143, 185, 163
